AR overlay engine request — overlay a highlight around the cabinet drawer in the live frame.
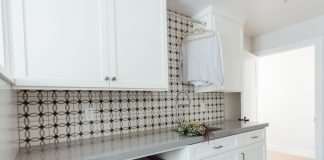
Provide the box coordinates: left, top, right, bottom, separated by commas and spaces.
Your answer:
238, 129, 265, 147
201, 150, 237, 160
189, 136, 237, 160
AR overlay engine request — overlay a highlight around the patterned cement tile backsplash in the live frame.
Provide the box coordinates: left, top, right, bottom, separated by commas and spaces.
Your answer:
17, 11, 225, 148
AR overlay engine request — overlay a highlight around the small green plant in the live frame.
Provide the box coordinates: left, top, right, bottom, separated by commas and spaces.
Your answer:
177, 120, 213, 141
177, 120, 205, 136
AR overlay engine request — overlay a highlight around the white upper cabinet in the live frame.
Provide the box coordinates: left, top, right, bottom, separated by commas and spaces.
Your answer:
193, 6, 243, 92
13, 0, 109, 88
216, 16, 243, 91
0, 0, 5, 69
109, 0, 168, 90
0, 0, 12, 83
10, 0, 168, 90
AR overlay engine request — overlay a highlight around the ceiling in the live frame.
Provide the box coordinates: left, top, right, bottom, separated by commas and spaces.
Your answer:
167, 0, 324, 37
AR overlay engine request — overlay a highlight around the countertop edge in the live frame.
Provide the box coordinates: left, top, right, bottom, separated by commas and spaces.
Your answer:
90, 122, 269, 160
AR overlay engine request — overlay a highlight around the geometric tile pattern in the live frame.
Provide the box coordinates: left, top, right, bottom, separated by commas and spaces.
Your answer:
17, 11, 225, 148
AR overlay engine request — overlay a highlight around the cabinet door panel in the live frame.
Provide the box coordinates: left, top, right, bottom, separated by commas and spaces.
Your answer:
0, 0, 13, 82
243, 51, 258, 92
19, 0, 109, 87
215, 16, 243, 91
0, 1, 8, 72
110, 0, 168, 90
239, 142, 266, 160
241, 51, 258, 122
0, 0, 5, 69
193, 13, 243, 93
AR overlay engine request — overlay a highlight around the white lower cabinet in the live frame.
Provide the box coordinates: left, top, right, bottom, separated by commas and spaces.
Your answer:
238, 142, 266, 160
157, 129, 266, 160
189, 135, 237, 160
201, 142, 265, 160
202, 151, 238, 160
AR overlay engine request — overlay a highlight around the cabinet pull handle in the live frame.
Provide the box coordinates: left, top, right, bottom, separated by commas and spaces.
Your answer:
112, 77, 117, 81
251, 136, 259, 139
105, 76, 110, 81
213, 145, 223, 149
241, 153, 245, 160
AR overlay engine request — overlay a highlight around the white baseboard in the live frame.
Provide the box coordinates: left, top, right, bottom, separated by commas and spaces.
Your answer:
268, 144, 315, 159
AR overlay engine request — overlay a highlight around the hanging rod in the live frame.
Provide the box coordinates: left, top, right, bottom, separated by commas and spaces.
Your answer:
167, 11, 207, 26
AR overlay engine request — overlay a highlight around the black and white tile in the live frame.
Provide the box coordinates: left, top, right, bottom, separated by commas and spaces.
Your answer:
17, 11, 225, 148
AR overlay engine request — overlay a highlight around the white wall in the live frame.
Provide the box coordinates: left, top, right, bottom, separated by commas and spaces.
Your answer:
258, 46, 315, 158
0, 78, 18, 160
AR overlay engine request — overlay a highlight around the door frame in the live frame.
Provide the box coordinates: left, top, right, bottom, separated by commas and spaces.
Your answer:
256, 37, 323, 160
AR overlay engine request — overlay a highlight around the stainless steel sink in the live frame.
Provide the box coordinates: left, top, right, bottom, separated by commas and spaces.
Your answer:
170, 127, 222, 132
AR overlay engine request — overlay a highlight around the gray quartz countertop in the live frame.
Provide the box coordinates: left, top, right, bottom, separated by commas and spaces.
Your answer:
15, 120, 269, 160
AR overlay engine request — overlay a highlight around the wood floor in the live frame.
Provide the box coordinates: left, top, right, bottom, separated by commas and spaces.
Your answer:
268, 151, 313, 160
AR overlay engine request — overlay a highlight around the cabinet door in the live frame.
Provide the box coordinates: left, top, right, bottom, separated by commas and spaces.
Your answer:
193, 13, 243, 93
243, 51, 258, 92
214, 15, 243, 91
202, 151, 238, 160
0, 0, 4, 70
13, 0, 110, 88
238, 142, 266, 160
241, 51, 258, 122
109, 0, 168, 91
0, 0, 12, 82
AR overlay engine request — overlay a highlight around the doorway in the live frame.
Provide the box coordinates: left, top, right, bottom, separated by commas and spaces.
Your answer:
258, 45, 315, 159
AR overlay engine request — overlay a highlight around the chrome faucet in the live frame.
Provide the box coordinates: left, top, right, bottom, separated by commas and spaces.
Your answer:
176, 91, 191, 124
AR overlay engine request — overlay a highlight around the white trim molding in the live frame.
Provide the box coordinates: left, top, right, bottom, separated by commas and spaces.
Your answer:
314, 37, 324, 160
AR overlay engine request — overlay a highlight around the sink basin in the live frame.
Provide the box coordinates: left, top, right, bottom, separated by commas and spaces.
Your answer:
170, 127, 222, 132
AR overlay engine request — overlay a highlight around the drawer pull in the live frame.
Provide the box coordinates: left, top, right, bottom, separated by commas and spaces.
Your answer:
213, 145, 223, 149
251, 136, 259, 139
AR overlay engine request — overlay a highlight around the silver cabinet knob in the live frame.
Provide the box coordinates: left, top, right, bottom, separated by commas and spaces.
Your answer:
111, 77, 117, 81
104, 76, 110, 81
